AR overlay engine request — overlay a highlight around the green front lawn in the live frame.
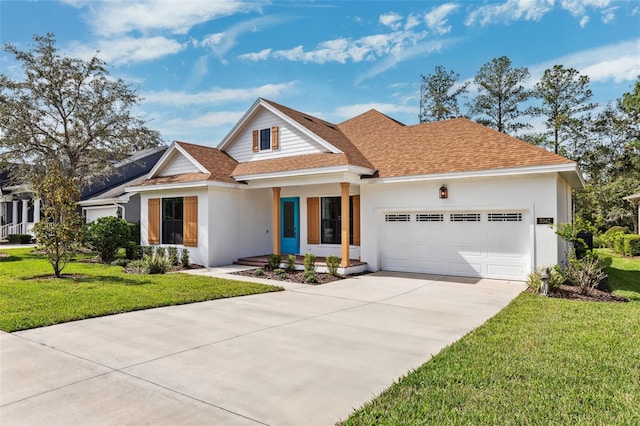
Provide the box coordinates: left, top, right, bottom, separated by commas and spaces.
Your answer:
0, 248, 281, 332
343, 251, 640, 425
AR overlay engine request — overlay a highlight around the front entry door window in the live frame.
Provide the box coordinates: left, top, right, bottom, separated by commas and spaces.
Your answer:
280, 197, 299, 254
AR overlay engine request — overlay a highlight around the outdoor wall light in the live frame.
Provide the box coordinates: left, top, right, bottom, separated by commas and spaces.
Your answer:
439, 186, 448, 199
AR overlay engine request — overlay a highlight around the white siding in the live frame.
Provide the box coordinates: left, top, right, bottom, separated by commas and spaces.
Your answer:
157, 151, 200, 176
225, 109, 328, 163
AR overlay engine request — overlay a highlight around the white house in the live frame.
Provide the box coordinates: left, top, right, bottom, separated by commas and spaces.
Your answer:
126, 98, 584, 280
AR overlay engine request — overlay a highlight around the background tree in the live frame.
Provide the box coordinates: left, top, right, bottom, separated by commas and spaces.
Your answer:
469, 56, 532, 134
419, 65, 469, 122
32, 166, 85, 278
530, 64, 596, 156
0, 33, 161, 193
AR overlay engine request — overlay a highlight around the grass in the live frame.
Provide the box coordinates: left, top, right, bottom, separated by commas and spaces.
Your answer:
343, 251, 640, 425
0, 248, 281, 332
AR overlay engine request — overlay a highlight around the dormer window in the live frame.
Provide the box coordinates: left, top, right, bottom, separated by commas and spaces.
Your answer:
252, 126, 279, 152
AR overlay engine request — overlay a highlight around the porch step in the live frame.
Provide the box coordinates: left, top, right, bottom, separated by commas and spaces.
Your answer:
234, 259, 267, 268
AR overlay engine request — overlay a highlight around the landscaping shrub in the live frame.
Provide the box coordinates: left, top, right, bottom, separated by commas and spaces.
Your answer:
125, 242, 142, 260
111, 258, 129, 267
142, 246, 153, 257
303, 252, 316, 273
563, 255, 608, 295
613, 234, 626, 254
303, 270, 318, 284
273, 268, 286, 279
267, 253, 281, 270
167, 246, 179, 266
7, 234, 32, 244
128, 222, 141, 245
144, 252, 170, 274
622, 234, 640, 256
286, 254, 296, 272
181, 248, 190, 268
526, 267, 565, 293
326, 255, 340, 276
126, 259, 148, 274
253, 268, 265, 277
155, 246, 166, 259
601, 226, 628, 249
85, 216, 131, 263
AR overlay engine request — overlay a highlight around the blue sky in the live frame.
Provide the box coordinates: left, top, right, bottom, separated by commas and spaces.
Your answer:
1, 0, 639, 146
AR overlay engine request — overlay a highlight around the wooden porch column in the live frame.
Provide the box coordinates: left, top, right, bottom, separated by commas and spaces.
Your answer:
272, 187, 281, 255
340, 182, 350, 267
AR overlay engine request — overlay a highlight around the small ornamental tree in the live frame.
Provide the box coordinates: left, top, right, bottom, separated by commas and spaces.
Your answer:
86, 216, 132, 263
32, 168, 84, 278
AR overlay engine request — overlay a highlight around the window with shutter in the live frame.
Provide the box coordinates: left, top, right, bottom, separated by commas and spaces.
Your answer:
252, 130, 259, 152
271, 125, 279, 150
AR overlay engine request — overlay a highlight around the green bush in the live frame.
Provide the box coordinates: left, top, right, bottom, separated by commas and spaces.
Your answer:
155, 246, 166, 259
142, 246, 153, 257
564, 256, 608, 295
126, 259, 148, 274
613, 234, 626, 254
7, 234, 32, 244
273, 268, 286, 279
303, 253, 316, 273
85, 216, 132, 263
267, 253, 281, 271
125, 242, 142, 260
601, 226, 628, 249
303, 270, 318, 284
326, 255, 340, 276
286, 254, 296, 272
181, 248, 190, 268
167, 246, 179, 266
144, 252, 170, 274
111, 258, 130, 267
526, 267, 565, 293
623, 234, 640, 256
253, 268, 265, 277
127, 222, 141, 245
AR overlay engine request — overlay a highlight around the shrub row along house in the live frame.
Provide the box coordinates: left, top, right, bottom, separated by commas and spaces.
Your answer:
126, 98, 583, 280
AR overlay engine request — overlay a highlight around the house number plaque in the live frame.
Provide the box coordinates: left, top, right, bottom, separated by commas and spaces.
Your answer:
536, 217, 554, 225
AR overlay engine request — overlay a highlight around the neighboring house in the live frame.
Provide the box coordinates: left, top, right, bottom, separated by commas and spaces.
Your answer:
0, 147, 166, 242
127, 98, 584, 280
623, 192, 640, 233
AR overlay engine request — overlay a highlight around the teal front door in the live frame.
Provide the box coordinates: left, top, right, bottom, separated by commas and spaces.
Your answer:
280, 197, 299, 254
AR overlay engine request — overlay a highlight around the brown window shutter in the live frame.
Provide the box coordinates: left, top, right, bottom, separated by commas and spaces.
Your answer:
352, 195, 361, 246
307, 197, 320, 244
183, 196, 198, 247
148, 198, 160, 245
252, 130, 259, 152
271, 125, 279, 150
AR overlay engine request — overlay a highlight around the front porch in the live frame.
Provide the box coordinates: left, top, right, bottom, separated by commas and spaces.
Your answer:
234, 254, 367, 275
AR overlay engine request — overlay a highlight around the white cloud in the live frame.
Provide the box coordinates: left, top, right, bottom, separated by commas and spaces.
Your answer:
601, 6, 617, 23
355, 38, 458, 85
334, 102, 415, 119
238, 48, 273, 61
379, 12, 403, 30
405, 14, 420, 30
67, 36, 185, 65
465, 0, 554, 26
141, 82, 298, 106
165, 111, 245, 129
560, 0, 611, 17
197, 15, 290, 60
528, 39, 640, 84
76, 0, 262, 36
580, 15, 590, 26
425, 3, 460, 35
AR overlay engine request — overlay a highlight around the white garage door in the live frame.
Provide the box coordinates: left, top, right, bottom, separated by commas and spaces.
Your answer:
381, 211, 530, 280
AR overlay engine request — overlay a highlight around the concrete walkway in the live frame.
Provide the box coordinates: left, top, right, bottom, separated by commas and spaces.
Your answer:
0, 271, 526, 426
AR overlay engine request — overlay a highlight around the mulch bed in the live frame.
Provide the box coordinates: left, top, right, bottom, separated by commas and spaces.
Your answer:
548, 284, 629, 302
232, 269, 344, 285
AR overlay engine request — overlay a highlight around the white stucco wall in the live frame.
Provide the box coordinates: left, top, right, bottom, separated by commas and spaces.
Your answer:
83, 206, 118, 223
206, 186, 272, 266
359, 173, 569, 274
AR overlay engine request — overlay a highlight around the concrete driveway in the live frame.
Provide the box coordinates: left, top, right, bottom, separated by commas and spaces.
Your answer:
1, 271, 525, 426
